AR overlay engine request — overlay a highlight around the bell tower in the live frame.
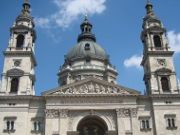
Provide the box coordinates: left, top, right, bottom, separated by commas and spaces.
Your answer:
141, 1, 179, 95
0, 0, 36, 95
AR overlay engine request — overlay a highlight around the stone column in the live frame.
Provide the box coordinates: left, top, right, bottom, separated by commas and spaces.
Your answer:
116, 109, 125, 135
45, 109, 60, 135
59, 109, 69, 135
130, 108, 138, 134
116, 108, 137, 135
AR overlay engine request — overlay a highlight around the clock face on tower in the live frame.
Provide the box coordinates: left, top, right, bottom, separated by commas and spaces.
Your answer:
14, 60, 21, 67
157, 59, 166, 67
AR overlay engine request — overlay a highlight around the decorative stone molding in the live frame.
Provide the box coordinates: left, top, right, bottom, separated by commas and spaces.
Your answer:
53, 82, 130, 95
68, 110, 116, 131
89, 109, 95, 115
45, 109, 68, 118
59, 109, 68, 118
7, 68, 24, 77
116, 108, 137, 118
157, 59, 166, 67
45, 109, 59, 118
131, 108, 138, 117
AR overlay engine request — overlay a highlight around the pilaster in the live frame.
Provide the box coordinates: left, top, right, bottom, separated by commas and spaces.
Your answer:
116, 108, 137, 135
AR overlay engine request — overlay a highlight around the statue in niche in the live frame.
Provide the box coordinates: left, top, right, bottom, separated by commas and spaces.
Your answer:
95, 84, 100, 93
107, 87, 113, 93
84, 84, 89, 93
72, 87, 77, 94
112, 87, 118, 93
100, 85, 106, 93
88, 83, 95, 93
79, 85, 84, 93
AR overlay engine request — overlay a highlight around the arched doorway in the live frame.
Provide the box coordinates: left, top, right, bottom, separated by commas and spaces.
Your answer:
77, 116, 108, 135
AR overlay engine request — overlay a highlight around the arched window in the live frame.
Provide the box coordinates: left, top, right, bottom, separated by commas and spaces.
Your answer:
153, 35, 162, 48
84, 43, 90, 50
10, 78, 19, 93
161, 77, 170, 92
16, 35, 24, 48
77, 116, 108, 135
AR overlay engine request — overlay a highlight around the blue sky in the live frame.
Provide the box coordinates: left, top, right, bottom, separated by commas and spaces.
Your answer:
0, 0, 180, 95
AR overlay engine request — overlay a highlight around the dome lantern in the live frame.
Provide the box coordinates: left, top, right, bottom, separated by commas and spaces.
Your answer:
77, 16, 96, 42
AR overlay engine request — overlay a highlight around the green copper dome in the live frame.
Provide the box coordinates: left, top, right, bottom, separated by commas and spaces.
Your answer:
66, 41, 108, 61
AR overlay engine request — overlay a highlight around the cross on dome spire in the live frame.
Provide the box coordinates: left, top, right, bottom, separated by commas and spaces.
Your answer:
77, 16, 96, 42
145, 0, 153, 15
22, 0, 31, 15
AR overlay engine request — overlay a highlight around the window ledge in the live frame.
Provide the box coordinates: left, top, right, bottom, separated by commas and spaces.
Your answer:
9, 92, 18, 95
31, 130, 42, 133
166, 127, 177, 130
140, 128, 151, 132
3, 129, 15, 133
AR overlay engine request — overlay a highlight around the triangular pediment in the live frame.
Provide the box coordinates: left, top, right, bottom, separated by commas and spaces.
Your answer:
42, 78, 140, 96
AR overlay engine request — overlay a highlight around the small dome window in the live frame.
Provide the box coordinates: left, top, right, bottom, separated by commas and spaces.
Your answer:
85, 43, 90, 51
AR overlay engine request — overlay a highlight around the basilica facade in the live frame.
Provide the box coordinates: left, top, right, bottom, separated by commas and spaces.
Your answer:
0, 1, 180, 135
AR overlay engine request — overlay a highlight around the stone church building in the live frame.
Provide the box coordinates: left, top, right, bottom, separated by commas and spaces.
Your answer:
0, 1, 180, 135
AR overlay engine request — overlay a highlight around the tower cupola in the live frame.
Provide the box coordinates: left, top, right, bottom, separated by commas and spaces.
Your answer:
146, 1, 153, 15
77, 16, 96, 42
16, 0, 34, 25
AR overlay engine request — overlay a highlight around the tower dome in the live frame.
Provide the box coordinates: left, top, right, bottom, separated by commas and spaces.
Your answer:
58, 16, 117, 86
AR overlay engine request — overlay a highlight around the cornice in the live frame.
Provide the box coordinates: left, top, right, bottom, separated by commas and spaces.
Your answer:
3, 50, 37, 66
150, 94, 180, 98
0, 95, 44, 100
147, 51, 174, 56
44, 93, 140, 98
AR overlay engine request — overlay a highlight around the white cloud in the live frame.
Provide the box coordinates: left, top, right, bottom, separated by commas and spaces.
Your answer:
35, 18, 50, 28
35, 0, 106, 28
167, 31, 180, 53
124, 55, 142, 69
